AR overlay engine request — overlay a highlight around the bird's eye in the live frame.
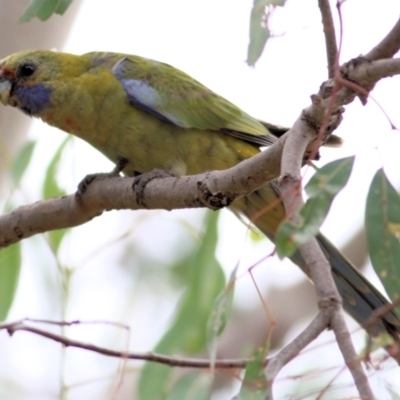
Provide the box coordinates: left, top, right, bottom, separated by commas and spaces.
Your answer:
18, 63, 36, 78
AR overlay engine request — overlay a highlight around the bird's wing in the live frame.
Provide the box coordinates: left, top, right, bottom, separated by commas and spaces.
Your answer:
89, 53, 276, 146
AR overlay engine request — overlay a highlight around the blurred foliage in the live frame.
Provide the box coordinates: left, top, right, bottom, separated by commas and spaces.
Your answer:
10, 140, 37, 188
247, 0, 287, 66
0, 140, 38, 320
20, 0, 73, 22
207, 264, 237, 368
366, 168, 400, 306
237, 340, 269, 399
42, 136, 71, 253
0, 242, 21, 321
42, 136, 70, 200
276, 157, 354, 258
0, 136, 72, 320
167, 373, 211, 400
138, 211, 225, 399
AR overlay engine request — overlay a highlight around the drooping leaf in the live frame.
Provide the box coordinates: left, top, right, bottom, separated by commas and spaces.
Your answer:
42, 136, 72, 253
237, 340, 270, 399
42, 136, 70, 199
249, 229, 265, 243
20, 0, 56, 22
10, 140, 37, 187
0, 243, 21, 320
55, 0, 73, 15
19, 0, 73, 22
365, 168, 400, 304
207, 264, 237, 368
247, 0, 287, 66
138, 211, 225, 400
276, 157, 354, 258
167, 373, 211, 400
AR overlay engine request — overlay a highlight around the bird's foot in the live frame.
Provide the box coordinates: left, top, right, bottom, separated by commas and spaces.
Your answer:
133, 168, 175, 207
76, 156, 128, 198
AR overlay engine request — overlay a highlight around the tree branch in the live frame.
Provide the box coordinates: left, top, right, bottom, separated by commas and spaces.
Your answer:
366, 15, 400, 61
318, 0, 338, 78
0, 136, 285, 249
265, 312, 331, 388
1, 319, 251, 369
276, 83, 375, 400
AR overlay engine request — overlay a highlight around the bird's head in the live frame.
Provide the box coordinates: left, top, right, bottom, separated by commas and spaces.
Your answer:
0, 49, 88, 116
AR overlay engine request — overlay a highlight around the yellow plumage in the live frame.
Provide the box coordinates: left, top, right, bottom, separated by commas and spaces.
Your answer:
0, 49, 399, 346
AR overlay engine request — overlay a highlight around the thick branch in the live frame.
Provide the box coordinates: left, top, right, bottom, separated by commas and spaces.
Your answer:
0, 136, 285, 249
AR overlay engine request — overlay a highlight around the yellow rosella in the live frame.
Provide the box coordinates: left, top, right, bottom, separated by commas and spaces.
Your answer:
0, 49, 398, 348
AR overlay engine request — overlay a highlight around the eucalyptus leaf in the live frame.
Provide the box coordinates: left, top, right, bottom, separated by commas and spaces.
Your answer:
276, 157, 354, 258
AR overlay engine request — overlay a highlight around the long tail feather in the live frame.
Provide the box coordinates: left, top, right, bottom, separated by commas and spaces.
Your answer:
232, 183, 400, 345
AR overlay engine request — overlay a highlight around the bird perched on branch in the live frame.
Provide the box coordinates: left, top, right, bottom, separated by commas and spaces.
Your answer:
0, 49, 398, 357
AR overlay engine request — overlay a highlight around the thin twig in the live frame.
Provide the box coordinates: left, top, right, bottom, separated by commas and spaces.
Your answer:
265, 312, 331, 384
318, 0, 338, 78
366, 15, 400, 61
1, 320, 250, 369
331, 312, 373, 398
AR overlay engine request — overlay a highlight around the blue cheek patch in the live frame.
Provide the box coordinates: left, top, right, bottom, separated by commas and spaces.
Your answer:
14, 84, 52, 115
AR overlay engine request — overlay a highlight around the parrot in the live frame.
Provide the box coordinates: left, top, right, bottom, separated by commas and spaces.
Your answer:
0, 49, 399, 356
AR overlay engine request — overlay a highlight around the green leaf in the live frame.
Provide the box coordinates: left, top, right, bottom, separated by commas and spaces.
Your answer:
276, 156, 354, 258
207, 265, 237, 368
55, 0, 73, 14
42, 136, 71, 253
48, 229, 68, 255
42, 136, 71, 199
237, 341, 269, 399
138, 211, 225, 400
249, 229, 265, 243
0, 243, 21, 321
167, 373, 211, 400
10, 141, 37, 187
365, 168, 400, 303
19, 0, 60, 22
247, 0, 286, 66
19, 0, 46, 22
19, 0, 72, 21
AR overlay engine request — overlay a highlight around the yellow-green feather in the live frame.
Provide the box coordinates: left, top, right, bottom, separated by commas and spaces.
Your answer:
87, 52, 269, 136
0, 50, 399, 345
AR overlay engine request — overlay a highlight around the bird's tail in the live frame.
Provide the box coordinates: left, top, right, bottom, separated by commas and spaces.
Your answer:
232, 183, 400, 342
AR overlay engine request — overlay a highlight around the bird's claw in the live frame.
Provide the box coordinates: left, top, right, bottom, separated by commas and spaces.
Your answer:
75, 156, 129, 198
133, 168, 174, 207
76, 173, 100, 197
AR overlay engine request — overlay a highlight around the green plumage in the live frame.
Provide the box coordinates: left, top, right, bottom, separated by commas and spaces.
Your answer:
0, 49, 399, 356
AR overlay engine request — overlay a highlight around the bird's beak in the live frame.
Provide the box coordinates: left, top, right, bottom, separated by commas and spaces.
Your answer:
0, 71, 12, 106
